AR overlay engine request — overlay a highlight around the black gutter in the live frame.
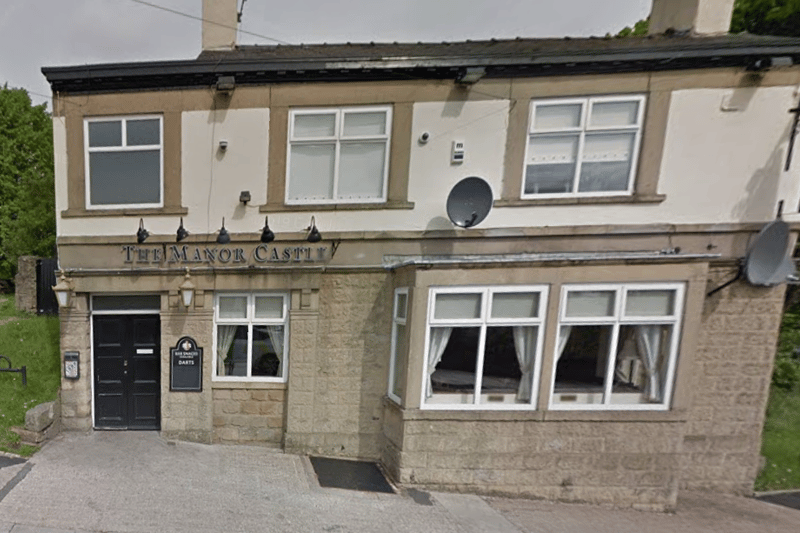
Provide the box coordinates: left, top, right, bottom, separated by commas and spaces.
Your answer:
42, 44, 800, 95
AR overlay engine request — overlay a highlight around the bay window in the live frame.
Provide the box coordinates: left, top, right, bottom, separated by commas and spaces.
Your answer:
286, 107, 391, 204
214, 293, 289, 382
523, 96, 644, 197
551, 283, 683, 410
422, 286, 548, 409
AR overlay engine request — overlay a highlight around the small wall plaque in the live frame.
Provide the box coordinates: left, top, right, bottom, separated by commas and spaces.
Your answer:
170, 337, 202, 392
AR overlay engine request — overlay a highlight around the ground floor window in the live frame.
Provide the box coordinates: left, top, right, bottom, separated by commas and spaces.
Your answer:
551, 283, 683, 410
422, 286, 548, 409
388, 288, 409, 403
213, 293, 289, 382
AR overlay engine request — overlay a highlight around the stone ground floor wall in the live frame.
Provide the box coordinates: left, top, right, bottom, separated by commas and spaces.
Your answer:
212, 386, 286, 446
382, 404, 682, 510
680, 270, 785, 494
380, 266, 785, 509
284, 272, 392, 460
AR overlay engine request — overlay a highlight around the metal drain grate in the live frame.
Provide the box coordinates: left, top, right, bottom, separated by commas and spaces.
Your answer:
310, 456, 394, 493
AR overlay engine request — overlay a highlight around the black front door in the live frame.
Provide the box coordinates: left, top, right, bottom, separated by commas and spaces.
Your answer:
93, 315, 160, 429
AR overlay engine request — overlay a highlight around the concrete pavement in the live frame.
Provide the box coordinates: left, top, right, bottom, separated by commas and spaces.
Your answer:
0, 432, 798, 533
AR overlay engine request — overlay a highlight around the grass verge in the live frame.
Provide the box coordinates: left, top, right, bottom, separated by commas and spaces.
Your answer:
0, 295, 61, 456
755, 387, 800, 491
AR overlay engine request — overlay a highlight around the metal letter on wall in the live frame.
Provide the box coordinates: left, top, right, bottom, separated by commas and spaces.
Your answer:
170, 336, 203, 392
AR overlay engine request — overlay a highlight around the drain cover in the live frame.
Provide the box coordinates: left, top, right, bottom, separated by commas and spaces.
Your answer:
310, 456, 394, 493
756, 491, 800, 511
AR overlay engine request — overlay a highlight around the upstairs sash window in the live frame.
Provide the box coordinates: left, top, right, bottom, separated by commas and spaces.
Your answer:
287, 107, 391, 204
84, 116, 163, 208
523, 96, 645, 197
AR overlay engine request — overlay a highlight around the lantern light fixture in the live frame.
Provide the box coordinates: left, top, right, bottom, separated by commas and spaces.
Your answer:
179, 269, 195, 308
52, 273, 73, 308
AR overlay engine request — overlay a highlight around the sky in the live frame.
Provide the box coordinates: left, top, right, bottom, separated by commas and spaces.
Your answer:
0, 0, 651, 108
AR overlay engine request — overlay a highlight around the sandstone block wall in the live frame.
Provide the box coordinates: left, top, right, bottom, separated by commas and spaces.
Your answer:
14, 256, 37, 313
59, 295, 92, 430
212, 387, 286, 446
383, 406, 683, 510
285, 272, 392, 459
160, 305, 214, 443
680, 269, 785, 493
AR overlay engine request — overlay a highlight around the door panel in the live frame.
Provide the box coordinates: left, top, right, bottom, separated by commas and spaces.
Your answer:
93, 315, 160, 429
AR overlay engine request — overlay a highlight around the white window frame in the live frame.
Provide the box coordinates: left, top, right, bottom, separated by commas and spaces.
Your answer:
84, 115, 164, 209
420, 285, 549, 411
212, 293, 289, 383
387, 287, 409, 405
522, 95, 645, 199
285, 106, 392, 205
548, 282, 684, 411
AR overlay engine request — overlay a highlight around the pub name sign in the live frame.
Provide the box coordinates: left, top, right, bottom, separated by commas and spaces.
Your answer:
123, 244, 329, 266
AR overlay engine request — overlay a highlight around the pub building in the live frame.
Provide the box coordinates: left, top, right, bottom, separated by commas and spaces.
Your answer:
43, 0, 800, 510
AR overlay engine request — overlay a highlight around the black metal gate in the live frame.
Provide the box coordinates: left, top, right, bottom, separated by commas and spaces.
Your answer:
36, 258, 58, 315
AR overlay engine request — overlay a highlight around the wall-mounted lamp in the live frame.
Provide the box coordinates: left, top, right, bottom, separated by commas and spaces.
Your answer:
137, 218, 149, 244
219, 140, 229, 151
217, 218, 231, 244
179, 269, 195, 308
176, 217, 189, 242
261, 216, 275, 243
306, 216, 322, 243
456, 67, 486, 85
52, 273, 73, 309
239, 190, 251, 204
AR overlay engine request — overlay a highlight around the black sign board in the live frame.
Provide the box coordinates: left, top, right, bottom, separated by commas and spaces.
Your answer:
170, 336, 202, 392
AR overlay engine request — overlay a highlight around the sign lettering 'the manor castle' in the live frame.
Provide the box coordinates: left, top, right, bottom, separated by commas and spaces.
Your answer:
122, 244, 329, 266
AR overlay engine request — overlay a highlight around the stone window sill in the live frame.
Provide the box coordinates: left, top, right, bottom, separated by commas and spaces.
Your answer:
61, 206, 188, 218
260, 201, 414, 213
211, 381, 288, 390
387, 402, 687, 423
494, 194, 666, 208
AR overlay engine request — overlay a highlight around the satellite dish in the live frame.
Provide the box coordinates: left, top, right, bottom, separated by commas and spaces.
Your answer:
446, 177, 493, 228
743, 219, 796, 286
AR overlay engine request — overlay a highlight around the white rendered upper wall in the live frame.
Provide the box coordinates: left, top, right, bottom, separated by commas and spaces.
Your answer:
54, 85, 800, 237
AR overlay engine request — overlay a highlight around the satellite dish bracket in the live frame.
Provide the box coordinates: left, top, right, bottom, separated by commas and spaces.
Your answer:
706, 263, 743, 297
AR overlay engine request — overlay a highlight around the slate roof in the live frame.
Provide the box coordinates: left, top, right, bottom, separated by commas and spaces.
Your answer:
42, 34, 800, 94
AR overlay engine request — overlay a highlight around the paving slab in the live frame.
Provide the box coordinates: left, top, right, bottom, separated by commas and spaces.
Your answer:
488, 489, 800, 533
1, 432, 800, 533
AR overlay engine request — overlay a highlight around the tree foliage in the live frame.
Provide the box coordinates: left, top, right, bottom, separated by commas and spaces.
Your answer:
0, 86, 55, 280
616, 0, 800, 38
731, 0, 800, 37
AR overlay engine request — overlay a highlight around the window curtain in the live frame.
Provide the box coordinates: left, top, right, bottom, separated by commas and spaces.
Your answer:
426, 327, 452, 398
266, 326, 285, 370
216, 325, 237, 376
635, 325, 662, 402
512, 326, 537, 402
555, 325, 572, 362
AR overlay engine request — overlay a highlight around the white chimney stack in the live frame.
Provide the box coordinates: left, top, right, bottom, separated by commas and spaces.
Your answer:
202, 0, 238, 51
649, 0, 736, 36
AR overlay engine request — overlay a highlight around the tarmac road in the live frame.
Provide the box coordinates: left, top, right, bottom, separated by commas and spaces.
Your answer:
0, 432, 798, 533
